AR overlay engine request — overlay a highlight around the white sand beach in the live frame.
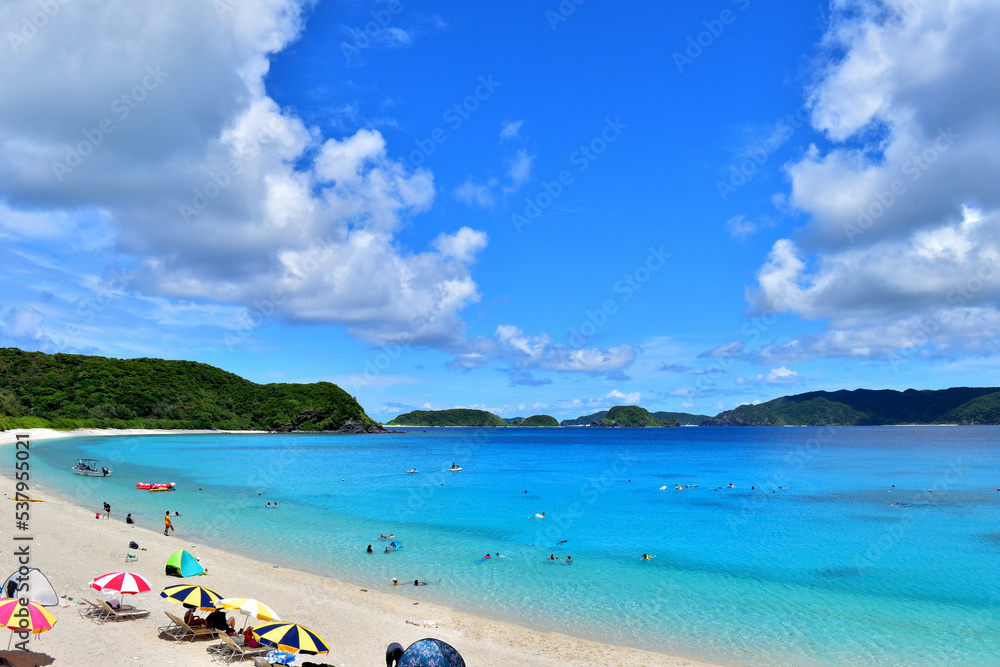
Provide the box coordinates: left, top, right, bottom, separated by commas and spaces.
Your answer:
0, 429, 721, 667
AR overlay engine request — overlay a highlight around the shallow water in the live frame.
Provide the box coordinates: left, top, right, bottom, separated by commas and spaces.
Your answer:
16, 426, 1000, 666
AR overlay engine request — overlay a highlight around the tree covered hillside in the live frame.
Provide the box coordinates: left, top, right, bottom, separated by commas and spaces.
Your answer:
702, 387, 1000, 426
0, 348, 380, 432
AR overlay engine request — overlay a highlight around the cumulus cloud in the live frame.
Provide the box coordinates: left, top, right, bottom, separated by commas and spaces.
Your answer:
503, 148, 535, 194
735, 366, 800, 385
746, 0, 1000, 361
454, 177, 497, 207
0, 306, 58, 352
500, 120, 523, 141
445, 353, 488, 372
0, 0, 492, 349
490, 325, 635, 374
607, 389, 641, 404
727, 215, 760, 240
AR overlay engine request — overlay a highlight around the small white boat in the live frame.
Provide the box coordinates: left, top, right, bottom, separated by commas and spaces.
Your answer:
72, 458, 111, 477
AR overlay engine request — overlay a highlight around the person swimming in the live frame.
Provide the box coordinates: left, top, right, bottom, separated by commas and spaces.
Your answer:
642, 554, 656, 560
549, 554, 557, 560
367, 544, 373, 553
534, 512, 545, 519
384, 546, 390, 554
390, 541, 397, 549
484, 554, 491, 559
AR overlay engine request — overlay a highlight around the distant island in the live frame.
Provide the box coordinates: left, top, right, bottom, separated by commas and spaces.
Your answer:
703, 387, 1000, 426
561, 409, 709, 427
587, 405, 680, 427
387, 409, 559, 427
5, 348, 1000, 432
389, 406, 680, 428
0, 348, 383, 433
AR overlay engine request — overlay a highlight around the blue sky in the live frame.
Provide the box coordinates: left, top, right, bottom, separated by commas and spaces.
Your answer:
2, 0, 999, 421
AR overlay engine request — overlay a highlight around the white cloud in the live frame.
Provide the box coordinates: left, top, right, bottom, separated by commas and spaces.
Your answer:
680, 402, 693, 408
502, 149, 535, 194
454, 177, 497, 207
746, 0, 1000, 362
0, 0, 488, 348
727, 215, 759, 240
500, 120, 524, 141
491, 325, 635, 373
444, 325, 637, 382
736, 366, 800, 385
607, 389, 641, 404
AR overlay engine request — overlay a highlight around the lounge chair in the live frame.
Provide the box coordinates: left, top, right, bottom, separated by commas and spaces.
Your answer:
252, 658, 273, 667
98, 600, 150, 622
208, 633, 270, 662
160, 611, 219, 641
78, 598, 112, 622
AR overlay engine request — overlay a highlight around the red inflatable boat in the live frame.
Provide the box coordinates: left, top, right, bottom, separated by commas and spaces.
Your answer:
136, 482, 176, 490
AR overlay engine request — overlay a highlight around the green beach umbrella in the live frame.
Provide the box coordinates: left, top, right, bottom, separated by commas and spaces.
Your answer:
165, 549, 205, 577
160, 584, 223, 610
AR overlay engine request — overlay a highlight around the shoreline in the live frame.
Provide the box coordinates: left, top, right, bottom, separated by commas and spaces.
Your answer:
0, 428, 724, 667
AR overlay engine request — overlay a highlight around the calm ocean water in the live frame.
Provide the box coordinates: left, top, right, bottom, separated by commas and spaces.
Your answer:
16, 427, 1000, 666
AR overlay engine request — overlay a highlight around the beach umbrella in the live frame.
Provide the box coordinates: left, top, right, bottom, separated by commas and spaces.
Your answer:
252, 622, 329, 655
160, 584, 224, 610
0, 598, 57, 649
398, 638, 465, 667
90, 571, 152, 604
214, 598, 280, 630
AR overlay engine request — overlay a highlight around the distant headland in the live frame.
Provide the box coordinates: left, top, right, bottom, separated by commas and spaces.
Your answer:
0, 347, 384, 433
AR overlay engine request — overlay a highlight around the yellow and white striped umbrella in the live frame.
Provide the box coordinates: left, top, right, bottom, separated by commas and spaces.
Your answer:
214, 597, 281, 623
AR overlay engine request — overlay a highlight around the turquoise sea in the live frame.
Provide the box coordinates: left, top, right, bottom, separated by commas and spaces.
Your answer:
14, 426, 1000, 666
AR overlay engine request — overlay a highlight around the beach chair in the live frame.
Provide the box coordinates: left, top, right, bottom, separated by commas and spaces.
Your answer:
251, 659, 273, 667
78, 598, 111, 622
161, 611, 219, 641
209, 633, 270, 662
98, 600, 150, 622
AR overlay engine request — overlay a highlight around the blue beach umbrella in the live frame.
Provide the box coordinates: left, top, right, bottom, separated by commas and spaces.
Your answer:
398, 638, 465, 667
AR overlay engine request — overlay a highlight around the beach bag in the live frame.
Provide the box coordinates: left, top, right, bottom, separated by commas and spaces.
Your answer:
129, 541, 139, 549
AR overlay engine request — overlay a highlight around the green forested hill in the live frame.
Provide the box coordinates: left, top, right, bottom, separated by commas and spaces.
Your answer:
387, 410, 559, 427
515, 414, 560, 426
0, 348, 380, 432
702, 388, 1000, 426
595, 406, 679, 427
652, 411, 711, 426
386, 409, 508, 427
560, 410, 609, 426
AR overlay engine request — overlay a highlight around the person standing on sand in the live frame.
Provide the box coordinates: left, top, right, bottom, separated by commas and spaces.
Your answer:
164, 511, 174, 535
103, 502, 110, 519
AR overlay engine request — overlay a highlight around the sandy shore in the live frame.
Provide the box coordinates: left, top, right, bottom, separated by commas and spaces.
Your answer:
0, 429, 722, 667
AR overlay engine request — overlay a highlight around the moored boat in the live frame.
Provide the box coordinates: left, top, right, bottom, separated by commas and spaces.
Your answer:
72, 458, 111, 477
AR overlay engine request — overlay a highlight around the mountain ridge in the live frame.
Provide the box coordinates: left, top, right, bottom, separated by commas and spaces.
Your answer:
703, 387, 1000, 425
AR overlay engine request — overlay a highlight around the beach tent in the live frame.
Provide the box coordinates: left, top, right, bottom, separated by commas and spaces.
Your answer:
2, 568, 59, 607
398, 638, 466, 667
165, 549, 205, 577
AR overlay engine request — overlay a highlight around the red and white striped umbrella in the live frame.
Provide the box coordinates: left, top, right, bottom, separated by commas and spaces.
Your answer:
90, 571, 152, 596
